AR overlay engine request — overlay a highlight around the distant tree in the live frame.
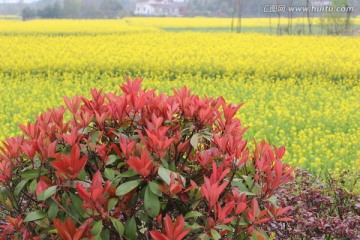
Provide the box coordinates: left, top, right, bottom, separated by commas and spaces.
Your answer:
37, 5, 53, 18
187, 0, 234, 17
37, 2, 62, 18
99, 0, 123, 18
52, 2, 62, 18
287, 0, 293, 34
320, 0, 353, 35
306, 0, 313, 34
231, 0, 242, 33
63, 0, 81, 18
21, 6, 37, 20
81, 0, 101, 18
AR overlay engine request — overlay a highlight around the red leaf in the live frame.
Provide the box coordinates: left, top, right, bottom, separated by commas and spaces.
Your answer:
276, 146, 286, 159
251, 198, 259, 218
53, 218, 75, 240
255, 217, 270, 225
277, 217, 293, 222
73, 218, 93, 240
51, 144, 87, 179
235, 202, 247, 214
277, 206, 292, 216
149, 231, 169, 240
76, 183, 90, 202
163, 215, 174, 238
36, 178, 49, 196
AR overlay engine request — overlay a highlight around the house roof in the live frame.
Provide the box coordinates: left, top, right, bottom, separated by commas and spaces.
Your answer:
136, 0, 165, 3
150, 3, 184, 8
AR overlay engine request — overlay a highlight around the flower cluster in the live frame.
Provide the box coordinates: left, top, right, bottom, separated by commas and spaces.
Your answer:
0, 79, 294, 239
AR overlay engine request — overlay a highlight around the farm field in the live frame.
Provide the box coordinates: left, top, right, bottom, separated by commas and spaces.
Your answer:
1, 17, 360, 33
0, 18, 359, 181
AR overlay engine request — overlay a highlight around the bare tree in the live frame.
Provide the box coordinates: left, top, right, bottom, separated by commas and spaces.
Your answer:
237, 0, 242, 33
306, 0, 313, 34
231, 0, 242, 33
287, 0, 293, 34
344, 3, 352, 33
231, 0, 237, 32
276, 0, 281, 35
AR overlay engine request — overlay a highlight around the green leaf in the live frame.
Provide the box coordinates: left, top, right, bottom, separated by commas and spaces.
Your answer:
252, 183, 262, 195
239, 219, 249, 226
110, 217, 124, 236
144, 186, 160, 218
91, 131, 100, 144
215, 224, 232, 231
107, 198, 118, 212
148, 181, 162, 196
24, 210, 46, 222
187, 222, 202, 230
91, 220, 103, 236
119, 170, 138, 178
100, 229, 110, 239
78, 169, 86, 181
69, 192, 84, 216
231, 179, 255, 196
37, 186, 57, 201
104, 168, 116, 180
184, 211, 203, 219
61, 192, 68, 206
48, 201, 59, 219
137, 211, 150, 222
265, 195, 278, 208
93, 235, 102, 240
124, 216, 137, 240
243, 175, 254, 188
158, 165, 185, 185
198, 233, 210, 240
190, 200, 201, 210
29, 179, 37, 194
78, 127, 90, 135
116, 180, 142, 196
35, 217, 50, 228
14, 179, 30, 196
105, 155, 117, 166
210, 229, 221, 240
251, 233, 259, 240
21, 169, 47, 179
0, 188, 9, 203
199, 130, 213, 141
190, 133, 199, 148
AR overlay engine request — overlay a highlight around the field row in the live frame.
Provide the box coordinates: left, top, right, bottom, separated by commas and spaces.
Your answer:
0, 33, 358, 81
1, 17, 359, 34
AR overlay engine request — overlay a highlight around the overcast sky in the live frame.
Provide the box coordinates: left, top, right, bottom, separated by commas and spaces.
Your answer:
0, 0, 39, 3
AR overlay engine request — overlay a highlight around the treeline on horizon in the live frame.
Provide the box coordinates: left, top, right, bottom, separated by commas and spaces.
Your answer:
0, 0, 358, 20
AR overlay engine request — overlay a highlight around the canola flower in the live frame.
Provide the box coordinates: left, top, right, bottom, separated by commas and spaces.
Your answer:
1, 17, 358, 34
0, 18, 303, 33
0, 19, 359, 183
0, 19, 159, 34
123, 17, 303, 28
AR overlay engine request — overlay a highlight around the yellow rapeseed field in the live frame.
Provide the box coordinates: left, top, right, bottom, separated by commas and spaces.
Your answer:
0, 18, 359, 184
0, 19, 159, 34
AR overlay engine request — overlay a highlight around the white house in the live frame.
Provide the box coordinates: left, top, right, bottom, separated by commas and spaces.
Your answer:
134, 0, 187, 16
311, 0, 331, 6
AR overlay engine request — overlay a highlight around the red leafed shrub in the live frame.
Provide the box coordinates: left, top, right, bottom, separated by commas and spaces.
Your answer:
0, 78, 295, 239
264, 168, 360, 239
